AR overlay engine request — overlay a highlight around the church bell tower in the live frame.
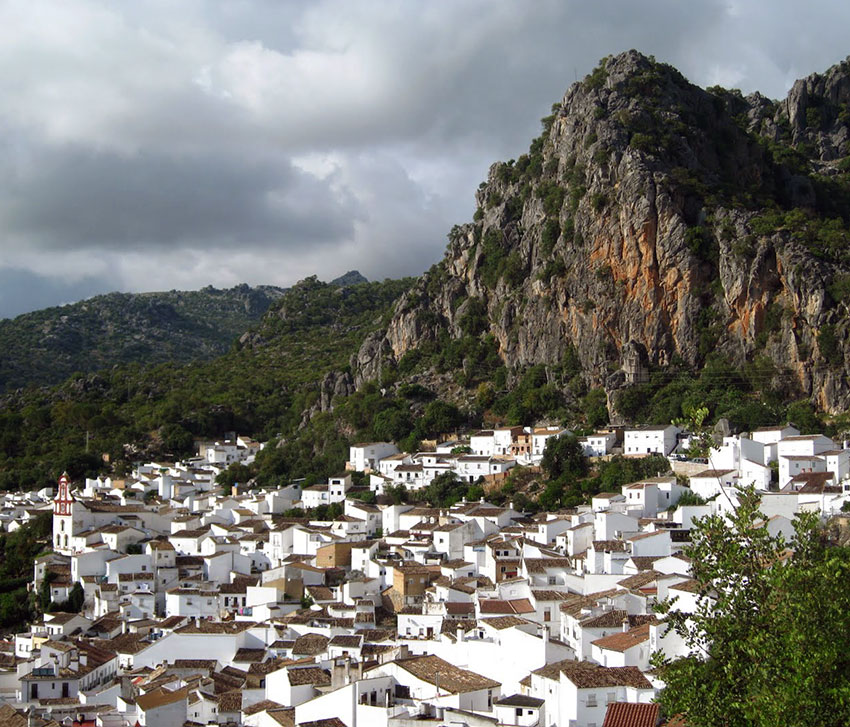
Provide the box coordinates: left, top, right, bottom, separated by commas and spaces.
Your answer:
54, 472, 73, 516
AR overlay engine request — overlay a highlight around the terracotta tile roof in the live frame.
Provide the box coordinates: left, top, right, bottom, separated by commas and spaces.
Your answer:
292, 633, 330, 656
287, 665, 331, 686
393, 654, 500, 693
478, 598, 534, 615
136, 686, 188, 711
628, 556, 662, 571
524, 557, 572, 573
559, 589, 621, 616
441, 619, 477, 637
592, 623, 652, 652
481, 615, 530, 630
233, 648, 266, 663
618, 572, 659, 589
175, 620, 258, 635
533, 659, 652, 689
329, 634, 363, 648
173, 659, 217, 670
243, 699, 284, 716
593, 540, 629, 553
494, 694, 545, 708
217, 689, 243, 711
581, 609, 629, 628
531, 589, 570, 601
0, 704, 26, 726
445, 602, 475, 615
603, 702, 661, 727
298, 719, 347, 727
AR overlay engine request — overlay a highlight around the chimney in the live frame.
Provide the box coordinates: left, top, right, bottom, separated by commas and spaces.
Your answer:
331, 659, 345, 689
345, 655, 351, 684
456, 626, 464, 643
541, 625, 549, 645
622, 617, 630, 633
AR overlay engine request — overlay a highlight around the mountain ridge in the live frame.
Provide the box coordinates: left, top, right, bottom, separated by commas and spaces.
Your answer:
0, 271, 369, 394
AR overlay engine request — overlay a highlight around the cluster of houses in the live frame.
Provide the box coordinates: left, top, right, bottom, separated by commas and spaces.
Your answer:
1, 423, 848, 726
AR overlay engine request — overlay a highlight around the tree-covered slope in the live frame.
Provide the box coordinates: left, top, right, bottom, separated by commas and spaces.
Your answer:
0, 284, 287, 392
0, 275, 412, 489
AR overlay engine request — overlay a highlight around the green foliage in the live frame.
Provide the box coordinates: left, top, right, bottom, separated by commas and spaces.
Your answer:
655, 488, 850, 726
0, 276, 413, 489
584, 59, 609, 90
0, 285, 288, 393
0, 513, 52, 632
675, 489, 707, 508
478, 229, 510, 288
827, 273, 850, 305
785, 400, 823, 434
159, 423, 194, 457
541, 435, 589, 481
422, 472, 469, 508
216, 462, 254, 491
458, 297, 488, 337
536, 181, 566, 217
419, 400, 465, 438
749, 208, 850, 265
818, 324, 843, 368
384, 484, 409, 505
685, 226, 717, 263
540, 218, 561, 257
490, 365, 566, 425
581, 388, 609, 428
589, 192, 607, 213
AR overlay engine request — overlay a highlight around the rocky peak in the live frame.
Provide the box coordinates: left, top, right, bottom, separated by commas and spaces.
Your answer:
352, 51, 850, 415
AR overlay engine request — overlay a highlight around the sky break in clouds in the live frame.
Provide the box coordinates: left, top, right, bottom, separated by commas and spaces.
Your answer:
0, 0, 848, 317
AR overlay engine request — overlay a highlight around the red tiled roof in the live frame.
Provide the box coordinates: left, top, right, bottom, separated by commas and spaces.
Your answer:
603, 702, 660, 727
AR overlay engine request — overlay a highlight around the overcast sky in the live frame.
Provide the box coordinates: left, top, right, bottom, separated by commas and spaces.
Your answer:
0, 0, 847, 318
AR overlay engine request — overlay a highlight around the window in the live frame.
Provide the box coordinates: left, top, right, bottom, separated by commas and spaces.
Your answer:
586, 694, 597, 707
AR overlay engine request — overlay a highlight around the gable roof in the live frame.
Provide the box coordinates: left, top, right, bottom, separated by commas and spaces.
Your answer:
393, 654, 500, 693
603, 702, 661, 727
592, 623, 652, 652
533, 659, 651, 689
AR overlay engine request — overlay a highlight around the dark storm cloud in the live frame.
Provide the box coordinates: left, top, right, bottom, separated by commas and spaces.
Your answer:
0, 0, 848, 317
1, 144, 356, 251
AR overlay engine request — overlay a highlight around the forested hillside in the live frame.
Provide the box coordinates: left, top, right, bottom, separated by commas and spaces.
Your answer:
0, 284, 286, 392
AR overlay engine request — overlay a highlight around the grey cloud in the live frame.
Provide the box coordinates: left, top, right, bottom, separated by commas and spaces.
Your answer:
0, 144, 356, 251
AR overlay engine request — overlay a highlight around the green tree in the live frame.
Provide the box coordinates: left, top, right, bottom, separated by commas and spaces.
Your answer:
540, 434, 589, 480
581, 388, 609, 428
655, 488, 850, 726
423, 472, 467, 508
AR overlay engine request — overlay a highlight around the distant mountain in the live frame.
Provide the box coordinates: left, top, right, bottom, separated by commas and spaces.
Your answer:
330, 270, 369, 287
0, 284, 286, 392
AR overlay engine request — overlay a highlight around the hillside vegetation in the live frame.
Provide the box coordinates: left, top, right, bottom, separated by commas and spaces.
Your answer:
0, 284, 286, 392
0, 276, 411, 489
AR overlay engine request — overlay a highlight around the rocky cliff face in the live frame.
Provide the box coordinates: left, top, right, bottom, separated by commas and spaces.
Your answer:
354, 51, 850, 414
